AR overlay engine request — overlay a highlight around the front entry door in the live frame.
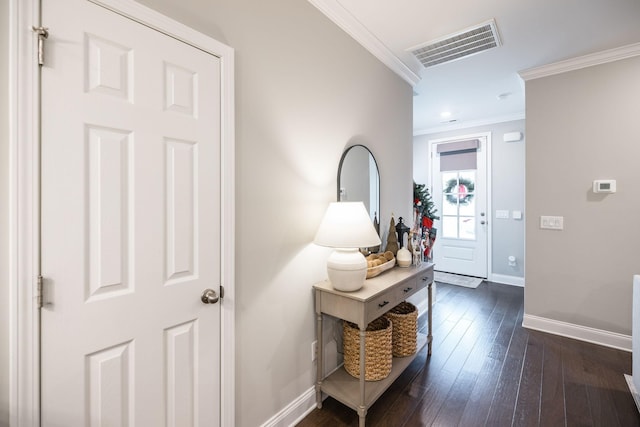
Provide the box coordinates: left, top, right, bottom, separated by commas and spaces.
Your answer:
431, 135, 488, 278
40, 0, 222, 425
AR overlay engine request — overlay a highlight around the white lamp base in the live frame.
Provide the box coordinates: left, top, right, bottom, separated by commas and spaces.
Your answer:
326, 248, 367, 292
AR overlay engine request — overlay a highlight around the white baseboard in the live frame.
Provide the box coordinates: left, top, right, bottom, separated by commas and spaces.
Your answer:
490, 273, 524, 287
260, 386, 317, 427
625, 374, 640, 413
522, 314, 632, 352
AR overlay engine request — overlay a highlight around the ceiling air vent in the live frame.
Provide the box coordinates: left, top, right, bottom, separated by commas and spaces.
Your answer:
409, 19, 501, 68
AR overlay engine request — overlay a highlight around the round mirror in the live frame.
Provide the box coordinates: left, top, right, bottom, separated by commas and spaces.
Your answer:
337, 145, 380, 223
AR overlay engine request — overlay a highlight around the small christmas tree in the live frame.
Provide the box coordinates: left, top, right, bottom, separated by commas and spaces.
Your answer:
385, 214, 399, 256
413, 182, 439, 222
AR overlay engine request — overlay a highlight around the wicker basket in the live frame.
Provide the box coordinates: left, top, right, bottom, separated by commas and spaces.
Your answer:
343, 317, 393, 381
384, 301, 418, 357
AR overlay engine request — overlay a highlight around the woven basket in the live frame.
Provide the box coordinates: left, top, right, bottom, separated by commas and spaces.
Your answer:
343, 317, 392, 381
384, 301, 418, 357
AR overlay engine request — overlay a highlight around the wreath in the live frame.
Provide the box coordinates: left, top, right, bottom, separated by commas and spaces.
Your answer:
444, 177, 475, 206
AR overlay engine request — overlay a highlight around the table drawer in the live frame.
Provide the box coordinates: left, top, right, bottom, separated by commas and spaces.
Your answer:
416, 268, 434, 288
396, 268, 433, 301
366, 291, 397, 323
397, 280, 419, 300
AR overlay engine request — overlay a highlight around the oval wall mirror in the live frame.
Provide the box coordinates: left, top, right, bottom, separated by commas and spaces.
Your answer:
337, 145, 380, 222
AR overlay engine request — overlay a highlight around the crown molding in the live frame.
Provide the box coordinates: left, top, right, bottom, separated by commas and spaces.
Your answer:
413, 112, 525, 136
308, 0, 420, 87
519, 42, 640, 81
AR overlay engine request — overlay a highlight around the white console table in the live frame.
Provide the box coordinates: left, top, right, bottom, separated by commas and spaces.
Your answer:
313, 263, 434, 427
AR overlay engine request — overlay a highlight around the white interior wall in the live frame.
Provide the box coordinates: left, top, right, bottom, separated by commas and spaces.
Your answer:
130, 1, 413, 425
525, 55, 640, 336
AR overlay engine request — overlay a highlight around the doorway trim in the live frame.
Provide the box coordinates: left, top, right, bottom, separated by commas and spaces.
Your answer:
428, 131, 492, 279
8, 0, 236, 425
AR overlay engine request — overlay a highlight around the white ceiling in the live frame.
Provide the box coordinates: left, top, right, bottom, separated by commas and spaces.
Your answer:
311, 0, 640, 134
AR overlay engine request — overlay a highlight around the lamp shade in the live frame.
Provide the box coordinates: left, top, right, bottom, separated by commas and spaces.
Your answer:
314, 202, 382, 249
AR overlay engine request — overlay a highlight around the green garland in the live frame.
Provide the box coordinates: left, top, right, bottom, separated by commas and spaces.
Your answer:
413, 182, 439, 220
444, 177, 475, 206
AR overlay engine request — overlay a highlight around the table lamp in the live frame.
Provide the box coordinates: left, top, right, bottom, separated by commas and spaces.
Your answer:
314, 202, 382, 291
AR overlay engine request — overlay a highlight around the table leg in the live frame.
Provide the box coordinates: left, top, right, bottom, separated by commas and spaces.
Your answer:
316, 312, 323, 408
359, 327, 366, 426
428, 281, 433, 356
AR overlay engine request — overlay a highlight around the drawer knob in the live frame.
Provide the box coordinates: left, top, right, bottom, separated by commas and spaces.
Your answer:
378, 300, 389, 308
403, 287, 412, 293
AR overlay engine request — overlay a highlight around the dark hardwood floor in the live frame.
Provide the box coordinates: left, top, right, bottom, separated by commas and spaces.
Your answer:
298, 281, 640, 427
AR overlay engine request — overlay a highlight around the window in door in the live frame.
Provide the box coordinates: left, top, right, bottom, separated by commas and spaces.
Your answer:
441, 170, 476, 240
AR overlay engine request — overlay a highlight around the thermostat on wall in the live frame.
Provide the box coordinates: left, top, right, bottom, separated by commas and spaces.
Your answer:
593, 179, 616, 193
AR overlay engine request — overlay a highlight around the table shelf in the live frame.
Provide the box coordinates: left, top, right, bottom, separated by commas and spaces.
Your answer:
320, 333, 427, 410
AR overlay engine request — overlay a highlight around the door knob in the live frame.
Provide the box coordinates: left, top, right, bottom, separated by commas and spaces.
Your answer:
201, 288, 219, 304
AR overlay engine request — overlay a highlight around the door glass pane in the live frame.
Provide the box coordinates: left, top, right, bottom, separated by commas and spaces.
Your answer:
459, 170, 475, 185
442, 172, 457, 186
442, 216, 458, 238
459, 216, 475, 239
459, 196, 475, 216
442, 195, 457, 215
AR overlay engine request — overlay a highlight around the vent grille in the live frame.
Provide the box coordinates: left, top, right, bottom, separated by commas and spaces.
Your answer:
410, 19, 501, 68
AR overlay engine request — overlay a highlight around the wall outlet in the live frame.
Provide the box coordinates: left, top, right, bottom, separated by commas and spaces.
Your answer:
311, 340, 317, 361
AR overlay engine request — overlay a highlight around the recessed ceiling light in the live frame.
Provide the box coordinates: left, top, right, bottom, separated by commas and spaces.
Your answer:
440, 111, 452, 118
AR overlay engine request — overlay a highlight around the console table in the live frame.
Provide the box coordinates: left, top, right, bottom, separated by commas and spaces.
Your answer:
313, 263, 434, 427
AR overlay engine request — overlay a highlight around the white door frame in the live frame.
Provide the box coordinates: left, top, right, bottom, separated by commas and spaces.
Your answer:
428, 132, 492, 279
8, 0, 236, 425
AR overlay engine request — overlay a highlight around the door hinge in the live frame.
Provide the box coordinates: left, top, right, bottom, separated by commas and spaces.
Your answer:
36, 274, 44, 309
32, 26, 49, 66
220, 285, 225, 300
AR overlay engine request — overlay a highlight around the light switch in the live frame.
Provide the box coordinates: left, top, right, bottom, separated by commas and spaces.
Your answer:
495, 210, 509, 219
512, 210, 522, 220
540, 215, 564, 230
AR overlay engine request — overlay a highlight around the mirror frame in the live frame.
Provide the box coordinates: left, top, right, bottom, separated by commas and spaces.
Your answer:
337, 144, 380, 222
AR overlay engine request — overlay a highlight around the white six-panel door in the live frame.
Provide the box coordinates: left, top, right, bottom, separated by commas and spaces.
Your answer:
40, 0, 222, 425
